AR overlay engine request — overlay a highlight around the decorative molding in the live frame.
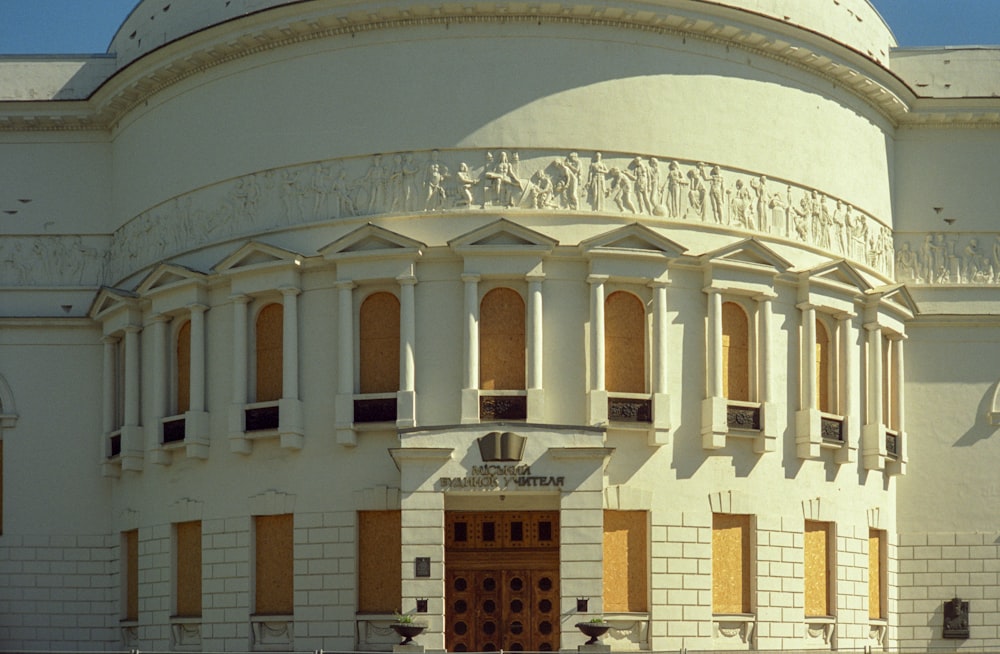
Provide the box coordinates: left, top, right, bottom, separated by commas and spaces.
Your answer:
895, 232, 1000, 286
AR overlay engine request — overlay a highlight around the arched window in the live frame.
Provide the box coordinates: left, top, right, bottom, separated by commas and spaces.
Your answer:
605, 291, 645, 394
176, 320, 191, 414
816, 319, 831, 414
721, 302, 750, 402
360, 292, 400, 394
255, 303, 283, 402
479, 288, 525, 391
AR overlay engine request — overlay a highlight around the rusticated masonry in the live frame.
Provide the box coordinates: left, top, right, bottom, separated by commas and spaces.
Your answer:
99, 148, 894, 284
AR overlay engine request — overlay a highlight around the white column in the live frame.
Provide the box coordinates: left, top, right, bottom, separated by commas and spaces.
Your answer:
123, 325, 141, 428
890, 334, 905, 433
588, 275, 608, 392
867, 323, 884, 429
757, 294, 775, 406
706, 289, 723, 398
231, 295, 250, 406
398, 275, 417, 393
799, 303, 817, 411
337, 281, 355, 396
149, 315, 169, 420
652, 282, 668, 395
188, 304, 208, 413
102, 336, 116, 436
839, 314, 857, 420
280, 287, 301, 400
527, 273, 544, 391
462, 274, 480, 390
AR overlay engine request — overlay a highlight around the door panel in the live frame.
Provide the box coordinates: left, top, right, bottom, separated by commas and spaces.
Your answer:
446, 512, 560, 652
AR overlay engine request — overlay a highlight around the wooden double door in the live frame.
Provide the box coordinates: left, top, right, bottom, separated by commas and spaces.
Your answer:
445, 511, 560, 652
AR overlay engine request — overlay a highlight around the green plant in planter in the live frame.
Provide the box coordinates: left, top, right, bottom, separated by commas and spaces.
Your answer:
394, 611, 416, 624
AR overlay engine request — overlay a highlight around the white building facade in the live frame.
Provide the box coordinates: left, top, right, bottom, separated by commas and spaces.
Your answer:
0, 0, 997, 651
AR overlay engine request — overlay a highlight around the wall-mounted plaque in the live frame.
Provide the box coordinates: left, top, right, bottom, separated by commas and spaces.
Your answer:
415, 557, 431, 578
943, 597, 969, 639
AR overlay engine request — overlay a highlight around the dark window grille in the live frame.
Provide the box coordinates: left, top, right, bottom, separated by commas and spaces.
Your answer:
821, 416, 844, 442
726, 404, 761, 431
162, 418, 186, 444
608, 397, 652, 423
480, 395, 527, 421
108, 434, 122, 458
885, 430, 899, 457
354, 397, 397, 423
245, 405, 280, 432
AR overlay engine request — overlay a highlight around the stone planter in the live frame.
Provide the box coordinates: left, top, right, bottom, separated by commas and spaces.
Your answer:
391, 622, 426, 645
575, 622, 611, 645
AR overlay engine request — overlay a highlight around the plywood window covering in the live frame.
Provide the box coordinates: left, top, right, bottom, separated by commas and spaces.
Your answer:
869, 529, 885, 619
804, 520, 832, 617
176, 320, 192, 414
603, 510, 648, 612
605, 291, 646, 394
358, 510, 401, 613
254, 514, 293, 615
713, 513, 752, 614
816, 319, 831, 413
124, 529, 139, 621
479, 288, 525, 391
721, 302, 750, 401
175, 521, 202, 618
360, 292, 401, 394
255, 304, 284, 403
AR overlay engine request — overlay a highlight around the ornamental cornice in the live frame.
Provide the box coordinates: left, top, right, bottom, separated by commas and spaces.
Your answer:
5, 1, 991, 131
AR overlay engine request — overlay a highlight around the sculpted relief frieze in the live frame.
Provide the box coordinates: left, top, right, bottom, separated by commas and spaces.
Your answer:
0, 235, 109, 288
894, 233, 1000, 286
101, 149, 895, 284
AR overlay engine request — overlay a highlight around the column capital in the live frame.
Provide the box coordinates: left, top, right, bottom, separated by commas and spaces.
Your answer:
587, 274, 610, 285
795, 302, 816, 312
702, 286, 723, 295
834, 310, 857, 321
863, 321, 883, 332
229, 293, 251, 305
396, 273, 418, 286
526, 272, 546, 283
648, 279, 670, 289
461, 273, 481, 284
147, 313, 171, 325
334, 280, 355, 291
124, 324, 143, 335
186, 303, 210, 314
885, 332, 907, 342
754, 291, 778, 302
279, 285, 301, 297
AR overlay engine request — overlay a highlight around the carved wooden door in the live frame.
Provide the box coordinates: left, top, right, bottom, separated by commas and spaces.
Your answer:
445, 512, 560, 652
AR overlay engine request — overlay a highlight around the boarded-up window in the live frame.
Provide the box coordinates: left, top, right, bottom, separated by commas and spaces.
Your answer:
722, 302, 750, 402
869, 529, 885, 619
358, 510, 402, 613
176, 521, 202, 618
603, 510, 648, 612
255, 514, 293, 615
605, 292, 646, 394
176, 320, 191, 414
804, 521, 832, 617
480, 288, 525, 391
816, 319, 831, 413
255, 304, 283, 402
123, 529, 139, 621
713, 513, 751, 614
360, 293, 400, 394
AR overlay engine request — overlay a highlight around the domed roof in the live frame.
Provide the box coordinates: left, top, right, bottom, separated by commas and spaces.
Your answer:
109, 0, 895, 69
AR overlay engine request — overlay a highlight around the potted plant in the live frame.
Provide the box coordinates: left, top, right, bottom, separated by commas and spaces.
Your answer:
391, 612, 426, 645
575, 617, 611, 645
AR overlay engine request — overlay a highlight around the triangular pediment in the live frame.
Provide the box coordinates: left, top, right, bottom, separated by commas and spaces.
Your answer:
799, 259, 872, 294
136, 264, 207, 296
320, 223, 425, 259
701, 238, 792, 273
88, 287, 140, 320
449, 219, 558, 252
869, 283, 919, 317
580, 223, 688, 259
214, 241, 303, 274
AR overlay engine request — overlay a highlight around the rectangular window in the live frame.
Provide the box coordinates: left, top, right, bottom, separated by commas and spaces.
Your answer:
175, 521, 202, 618
603, 510, 648, 612
254, 514, 293, 615
123, 529, 139, 622
804, 521, 833, 617
712, 513, 752, 614
358, 510, 401, 613
869, 529, 885, 619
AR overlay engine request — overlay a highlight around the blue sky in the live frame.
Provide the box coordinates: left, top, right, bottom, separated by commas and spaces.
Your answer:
0, 0, 997, 54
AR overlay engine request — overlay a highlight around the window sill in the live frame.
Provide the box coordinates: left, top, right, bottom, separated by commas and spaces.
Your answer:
713, 614, 755, 645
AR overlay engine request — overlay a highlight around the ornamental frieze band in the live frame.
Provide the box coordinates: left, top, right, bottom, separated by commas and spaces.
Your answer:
103, 148, 896, 283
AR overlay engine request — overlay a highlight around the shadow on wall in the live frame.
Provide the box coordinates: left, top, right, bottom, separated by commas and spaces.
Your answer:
953, 380, 1000, 447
